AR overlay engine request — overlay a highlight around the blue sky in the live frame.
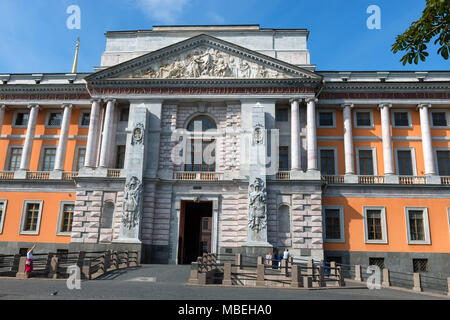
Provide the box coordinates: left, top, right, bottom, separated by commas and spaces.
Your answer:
0, 0, 448, 74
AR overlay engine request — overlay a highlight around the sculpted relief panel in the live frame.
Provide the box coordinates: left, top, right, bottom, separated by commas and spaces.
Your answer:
128, 47, 291, 79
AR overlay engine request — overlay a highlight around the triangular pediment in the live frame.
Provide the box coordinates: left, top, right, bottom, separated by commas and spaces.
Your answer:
86, 34, 321, 82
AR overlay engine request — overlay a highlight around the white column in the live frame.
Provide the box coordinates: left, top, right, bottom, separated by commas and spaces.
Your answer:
0, 105, 6, 134
19, 104, 39, 171
290, 99, 301, 170
418, 103, 436, 175
379, 103, 394, 175
54, 104, 73, 171
99, 99, 116, 168
342, 104, 355, 174
84, 99, 102, 168
306, 97, 318, 171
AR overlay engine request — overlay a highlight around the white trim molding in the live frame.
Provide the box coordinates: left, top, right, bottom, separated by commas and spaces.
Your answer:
322, 205, 345, 243
56, 201, 75, 236
354, 109, 374, 129
0, 199, 7, 234
405, 207, 431, 245
19, 200, 44, 236
363, 206, 388, 244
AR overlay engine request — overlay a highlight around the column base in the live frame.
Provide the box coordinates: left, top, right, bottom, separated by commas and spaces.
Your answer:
425, 175, 441, 185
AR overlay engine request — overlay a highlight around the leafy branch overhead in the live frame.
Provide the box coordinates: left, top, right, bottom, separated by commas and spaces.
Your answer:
392, 0, 449, 65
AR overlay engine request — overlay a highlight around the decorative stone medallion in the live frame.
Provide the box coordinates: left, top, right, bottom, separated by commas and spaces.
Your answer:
132, 123, 144, 145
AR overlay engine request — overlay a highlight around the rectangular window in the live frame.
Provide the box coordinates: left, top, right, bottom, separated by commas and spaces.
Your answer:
0, 200, 6, 234
397, 150, 413, 175
436, 150, 450, 176
359, 150, 374, 175
279, 146, 289, 170
60, 203, 74, 233
8, 148, 22, 171
75, 148, 86, 171
393, 111, 410, 127
15, 112, 29, 126
42, 148, 57, 171
47, 112, 62, 126
367, 210, 382, 240
431, 112, 448, 127
115, 145, 126, 169
408, 210, 425, 241
120, 108, 129, 122
324, 207, 344, 242
356, 112, 372, 127
413, 259, 429, 273
80, 112, 90, 126
369, 257, 385, 269
276, 107, 288, 122
320, 149, 336, 175
23, 203, 41, 232
318, 112, 334, 127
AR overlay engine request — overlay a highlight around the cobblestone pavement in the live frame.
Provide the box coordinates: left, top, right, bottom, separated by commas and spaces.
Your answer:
0, 265, 447, 300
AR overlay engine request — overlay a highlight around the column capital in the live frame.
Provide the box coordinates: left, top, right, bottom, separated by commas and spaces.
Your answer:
27, 104, 40, 110
377, 103, 392, 110
90, 98, 102, 104
417, 103, 432, 110
289, 98, 301, 104
0, 104, 7, 110
105, 98, 117, 104
341, 103, 354, 109
61, 103, 73, 110
304, 97, 318, 104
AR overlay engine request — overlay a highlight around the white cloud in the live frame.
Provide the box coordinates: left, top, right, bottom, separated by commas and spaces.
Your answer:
136, 0, 189, 24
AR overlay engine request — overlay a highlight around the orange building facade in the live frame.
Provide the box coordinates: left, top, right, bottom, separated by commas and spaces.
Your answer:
0, 25, 449, 274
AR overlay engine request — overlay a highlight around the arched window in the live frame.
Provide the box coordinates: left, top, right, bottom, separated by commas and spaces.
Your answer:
278, 205, 291, 233
185, 115, 217, 172
101, 201, 115, 229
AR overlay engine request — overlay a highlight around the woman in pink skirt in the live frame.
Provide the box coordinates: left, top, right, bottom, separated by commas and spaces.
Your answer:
25, 244, 36, 279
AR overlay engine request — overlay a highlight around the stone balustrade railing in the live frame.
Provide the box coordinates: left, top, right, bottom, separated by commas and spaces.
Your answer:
276, 171, 291, 180
399, 176, 426, 185
358, 175, 385, 184
174, 171, 223, 181
0, 171, 14, 179
62, 171, 78, 180
26, 171, 50, 180
106, 169, 121, 178
441, 176, 450, 185
322, 175, 345, 184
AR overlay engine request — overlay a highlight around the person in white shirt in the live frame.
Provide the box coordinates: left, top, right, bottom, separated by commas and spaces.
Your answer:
283, 249, 290, 261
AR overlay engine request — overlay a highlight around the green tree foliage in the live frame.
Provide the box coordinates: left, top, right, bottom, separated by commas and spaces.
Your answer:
392, 0, 449, 65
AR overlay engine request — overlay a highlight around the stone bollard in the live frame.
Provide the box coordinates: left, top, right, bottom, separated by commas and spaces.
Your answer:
303, 276, 313, 288
307, 259, 314, 277
291, 265, 302, 288
223, 262, 232, 286
256, 263, 265, 287
100, 255, 106, 275
11, 254, 21, 273
82, 260, 92, 280
235, 253, 242, 271
257, 256, 263, 266
104, 251, 111, 271
354, 265, 362, 282
330, 261, 337, 279
447, 278, 450, 297
16, 256, 27, 279
48, 256, 59, 279
382, 268, 391, 287
77, 251, 86, 269
337, 266, 345, 287
281, 259, 288, 276
188, 262, 199, 284
413, 273, 422, 292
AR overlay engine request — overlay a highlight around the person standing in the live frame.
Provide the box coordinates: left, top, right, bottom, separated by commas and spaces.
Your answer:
265, 252, 272, 267
283, 249, 290, 261
25, 244, 36, 279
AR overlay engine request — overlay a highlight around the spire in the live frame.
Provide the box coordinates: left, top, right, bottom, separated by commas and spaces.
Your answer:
71, 37, 80, 74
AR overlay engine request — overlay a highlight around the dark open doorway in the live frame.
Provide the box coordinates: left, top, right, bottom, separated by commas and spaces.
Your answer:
178, 200, 213, 264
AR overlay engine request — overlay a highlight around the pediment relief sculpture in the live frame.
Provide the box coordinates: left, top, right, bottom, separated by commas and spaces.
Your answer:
127, 47, 291, 79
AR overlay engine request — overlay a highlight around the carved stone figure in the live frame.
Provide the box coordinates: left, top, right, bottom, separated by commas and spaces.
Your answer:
128, 46, 290, 79
122, 176, 142, 229
248, 178, 267, 233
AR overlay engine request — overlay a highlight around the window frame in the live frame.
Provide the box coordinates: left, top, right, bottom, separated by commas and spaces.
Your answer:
277, 204, 292, 234
434, 148, 450, 176
391, 109, 412, 129
39, 146, 57, 171
405, 207, 431, 245
0, 199, 7, 234
12, 109, 30, 128
323, 205, 345, 243
430, 109, 450, 129
353, 109, 374, 129
278, 146, 289, 171
45, 109, 63, 128
56, 201, 75, 236
318, 147, 338, 176
356, 147, 378, 176
394, 147, 417, 176
19, 200, 44, 235
317, 109, 336, 129
275, 106, 289, 122
5, 145, 23, 171
363, 206, 388, 244
72, 146, 86, 172
79, 109, 91, 128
